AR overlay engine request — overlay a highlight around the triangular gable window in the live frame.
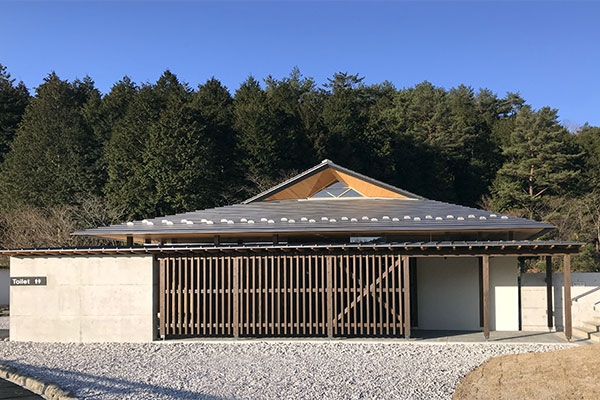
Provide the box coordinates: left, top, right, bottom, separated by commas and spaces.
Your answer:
309, 181, 364, 199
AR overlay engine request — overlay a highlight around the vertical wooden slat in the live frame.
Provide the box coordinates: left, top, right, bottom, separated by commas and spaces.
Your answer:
563, 255, 572, 340
365, 255, 370, 335
326, 256, 333, 337
359, 255, 364, 335
392, 255, 398, 336
283, 256, 288, 334
252, 256, 256, 335
258, 256, 263, 335
227, 257, 231, 335
245, 256, 250, 335
301, 256, 306, 335
196, 257, 200, 335
403, 256, 411, 338
352, 255, 357, 336
233, 257, 239, 337
159, 258, 166, 339
296, 255, 300, 334
384, 256, 389, 336
203, 257, 207, 335
276, 256, 281, 335
378, 255, 384, 335
371, 255, 376, 334
321, 256, 326, 336
482, 255, 490, 340
184, 257, 188, 335
345, 255, 350, 335
177, 257, 182, 335
308, 255, 313, 335
271, 255, 275, 335
219, 257, 224, 335
190, 258, 195, 334
209, 257, 214, 335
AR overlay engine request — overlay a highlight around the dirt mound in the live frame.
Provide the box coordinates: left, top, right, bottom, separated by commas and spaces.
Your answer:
454, 343, 600, 400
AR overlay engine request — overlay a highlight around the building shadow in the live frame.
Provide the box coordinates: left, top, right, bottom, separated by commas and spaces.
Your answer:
2, 360, 227, 400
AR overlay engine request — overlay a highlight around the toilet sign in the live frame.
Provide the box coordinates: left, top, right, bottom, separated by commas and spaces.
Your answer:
11, 277, 47, 286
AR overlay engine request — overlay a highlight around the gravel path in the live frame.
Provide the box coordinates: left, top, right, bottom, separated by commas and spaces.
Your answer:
0, 341, 570, 400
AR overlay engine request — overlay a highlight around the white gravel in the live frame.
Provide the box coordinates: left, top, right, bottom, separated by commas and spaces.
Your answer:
0, 340, 571, 399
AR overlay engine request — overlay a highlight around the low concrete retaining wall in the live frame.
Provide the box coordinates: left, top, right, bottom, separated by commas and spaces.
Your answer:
522, 272, 600, 331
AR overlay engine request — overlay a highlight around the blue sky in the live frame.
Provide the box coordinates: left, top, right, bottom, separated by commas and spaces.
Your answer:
1, 1, 599, 126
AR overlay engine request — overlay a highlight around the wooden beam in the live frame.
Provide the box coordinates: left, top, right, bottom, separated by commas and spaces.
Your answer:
402, 255, 411, 338
546, 256, 553, 330
563, 255, 572, 340
159, 258, 165, 339
482, 255, 490, 340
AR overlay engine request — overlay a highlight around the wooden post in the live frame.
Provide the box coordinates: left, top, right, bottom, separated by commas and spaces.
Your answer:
546, 256, 553, 330
233, 257, 239, 337
159, 258, 165, 339
482, 255, 490, 340
326, 256, 333, 337
402, 256, 411, 338
563, 255, 572, 340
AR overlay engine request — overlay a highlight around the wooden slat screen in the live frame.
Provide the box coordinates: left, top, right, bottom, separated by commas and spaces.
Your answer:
158, 252, 407, 339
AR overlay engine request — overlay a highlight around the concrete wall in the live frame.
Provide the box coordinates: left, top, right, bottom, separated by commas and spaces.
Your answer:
10, 255, 156, 343
0, 268, 9, 306
522, 272, 600, 331
416, 257, 518, 331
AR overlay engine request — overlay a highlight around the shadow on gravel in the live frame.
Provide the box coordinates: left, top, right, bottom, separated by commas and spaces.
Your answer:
2, 360, 227, 400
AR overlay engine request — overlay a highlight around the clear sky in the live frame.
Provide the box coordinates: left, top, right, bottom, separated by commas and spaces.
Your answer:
1, 1, 599, 126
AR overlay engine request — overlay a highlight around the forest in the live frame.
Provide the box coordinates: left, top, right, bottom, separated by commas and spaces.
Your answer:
0, 64, 599, 271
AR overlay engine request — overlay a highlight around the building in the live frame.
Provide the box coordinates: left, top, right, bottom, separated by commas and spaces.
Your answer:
2, 160, 582, 342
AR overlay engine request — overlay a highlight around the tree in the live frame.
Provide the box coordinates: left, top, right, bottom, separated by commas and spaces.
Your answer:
105, 71, 188, 219
0, 73, 102, 209
575, 124, 600, 191
0, 64, 30, 163
491, 106, 582, 219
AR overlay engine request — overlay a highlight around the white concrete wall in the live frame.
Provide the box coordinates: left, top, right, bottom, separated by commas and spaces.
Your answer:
10, 255, 156, 343
0, 268, 9, 306
522, 272, 600, 331
416, 257, 518, 331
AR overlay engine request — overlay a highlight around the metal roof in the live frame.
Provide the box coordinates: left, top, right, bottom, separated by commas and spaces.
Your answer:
73, 198, 554, 238
0, 241, 584, 257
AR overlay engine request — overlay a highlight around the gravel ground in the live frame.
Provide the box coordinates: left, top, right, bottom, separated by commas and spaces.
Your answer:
0, 341, 570, 400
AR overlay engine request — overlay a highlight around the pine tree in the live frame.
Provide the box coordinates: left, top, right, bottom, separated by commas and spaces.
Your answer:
104, 71, 185, 219
0, 64, 30, 163
491, 105, 582, 218
0, 73, 102, 208
575, 124, 600, 191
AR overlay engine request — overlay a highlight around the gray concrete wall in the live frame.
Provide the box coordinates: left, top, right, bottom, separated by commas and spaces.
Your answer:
522, 272, 600, 331
416, 256, 518, 331
10, 255, 155, 343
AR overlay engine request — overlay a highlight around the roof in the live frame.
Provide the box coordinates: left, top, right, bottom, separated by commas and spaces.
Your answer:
73, 198, 553, 238
72, 160, 554, 241
0, 241, 584, 257
243, 159, 425, 203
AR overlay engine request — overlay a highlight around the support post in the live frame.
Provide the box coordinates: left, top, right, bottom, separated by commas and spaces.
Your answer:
546, 256, 553, 330
402, 256, 411, 338
482, 255, 490, 340
126, 236, 133, 247
159, 258, 165, 339
563, 255, 572, 340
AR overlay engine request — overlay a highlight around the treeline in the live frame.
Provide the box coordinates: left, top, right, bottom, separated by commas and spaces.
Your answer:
0, 65, 599, 270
